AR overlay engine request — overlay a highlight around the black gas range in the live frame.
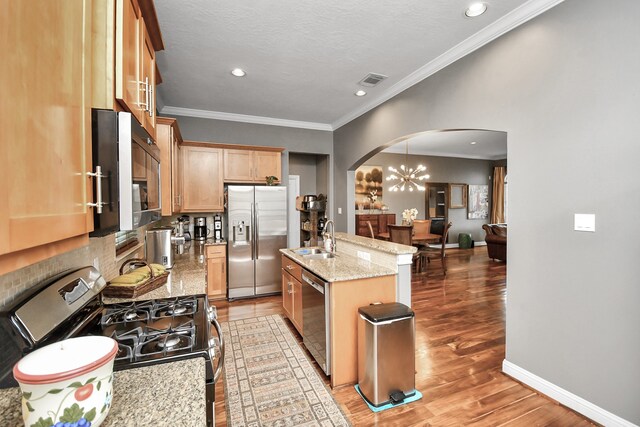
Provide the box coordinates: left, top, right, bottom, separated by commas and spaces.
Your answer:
0, 266, 224, 427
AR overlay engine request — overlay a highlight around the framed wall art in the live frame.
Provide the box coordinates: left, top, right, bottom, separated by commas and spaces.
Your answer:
467, 184, 489, 219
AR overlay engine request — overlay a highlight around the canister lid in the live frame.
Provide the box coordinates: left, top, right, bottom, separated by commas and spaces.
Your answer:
14, 336, 117, 385
358, 302, 414, 323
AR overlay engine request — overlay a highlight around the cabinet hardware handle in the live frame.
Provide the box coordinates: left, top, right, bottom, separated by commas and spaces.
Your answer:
286, 265, 294, 270
149, 85, 154, 118
288, 282, 293, 294
87, 166, 105, 214
139, 80, 148, 111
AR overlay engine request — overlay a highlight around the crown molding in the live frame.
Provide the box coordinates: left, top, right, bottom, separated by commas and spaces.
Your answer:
331, 0, 566, 130
160, 106, 333, 132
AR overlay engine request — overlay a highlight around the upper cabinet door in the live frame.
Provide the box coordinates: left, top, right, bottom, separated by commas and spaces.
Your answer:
223, 149, 254, 182
0, 0, 93, 254
254, 151, 282, 184
140, 19, 156, 138
115, 0, 143, 124
182, 146, 224, 212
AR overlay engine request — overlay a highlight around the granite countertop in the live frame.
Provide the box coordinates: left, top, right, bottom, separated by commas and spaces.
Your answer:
102, 239, 226, 304
280, 248, 395, 282
334, 232, 417, 255
0, 358, 206, 427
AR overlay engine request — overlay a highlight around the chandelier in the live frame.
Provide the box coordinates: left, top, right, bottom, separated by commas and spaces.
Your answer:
386, 140, 430, 192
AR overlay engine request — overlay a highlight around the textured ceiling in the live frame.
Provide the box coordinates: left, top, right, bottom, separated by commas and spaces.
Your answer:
382, 130, 507, 160
155, 0, 535, 126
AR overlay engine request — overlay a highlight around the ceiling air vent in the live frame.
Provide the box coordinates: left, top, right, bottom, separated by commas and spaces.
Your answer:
358, 73, 388, 87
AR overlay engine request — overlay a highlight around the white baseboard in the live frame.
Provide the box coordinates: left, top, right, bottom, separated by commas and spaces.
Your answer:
502, 360, 637, 427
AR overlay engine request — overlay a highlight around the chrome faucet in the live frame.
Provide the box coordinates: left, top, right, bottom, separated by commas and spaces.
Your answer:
322, 220, 336, 253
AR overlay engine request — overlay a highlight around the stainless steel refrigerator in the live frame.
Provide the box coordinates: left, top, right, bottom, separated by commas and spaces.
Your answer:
227, 186, 287, 299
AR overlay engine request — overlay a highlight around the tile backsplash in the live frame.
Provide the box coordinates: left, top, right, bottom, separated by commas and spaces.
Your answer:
0, 230, 143, 309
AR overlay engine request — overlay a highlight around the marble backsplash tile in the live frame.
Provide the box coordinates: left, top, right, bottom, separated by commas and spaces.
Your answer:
0, 232, 133, 309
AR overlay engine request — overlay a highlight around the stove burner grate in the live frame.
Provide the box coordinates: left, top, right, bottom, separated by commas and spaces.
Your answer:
151, 297, 197, 319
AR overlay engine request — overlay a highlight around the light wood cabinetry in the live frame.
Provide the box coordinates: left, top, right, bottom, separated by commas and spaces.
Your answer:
206, 245, 227, 300
281, 254, 303, 333
181, 144, 224, 212
223, 149, 281, 184
0, 1, 94, 261
132, 143, 147, 180
115, 0, 143, 123
156, 117, 183, 216
139, 20, 156, 138
282, 273, 294, 322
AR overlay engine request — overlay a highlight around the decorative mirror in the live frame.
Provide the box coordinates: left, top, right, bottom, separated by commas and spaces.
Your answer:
449, 183, 467, 209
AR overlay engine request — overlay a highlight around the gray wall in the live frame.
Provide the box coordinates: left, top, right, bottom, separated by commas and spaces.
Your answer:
289, 153, 318, 195
363, 152, 494, 242
333, 0, 640, 423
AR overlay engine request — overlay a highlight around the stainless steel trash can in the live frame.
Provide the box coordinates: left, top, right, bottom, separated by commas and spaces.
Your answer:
357, 302, 416, 407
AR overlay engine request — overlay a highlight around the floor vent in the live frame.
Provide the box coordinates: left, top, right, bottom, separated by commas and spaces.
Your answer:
358, 73, 388, 87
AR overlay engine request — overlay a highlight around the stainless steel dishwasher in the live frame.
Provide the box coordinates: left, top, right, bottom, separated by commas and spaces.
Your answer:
301, 269, 331, 375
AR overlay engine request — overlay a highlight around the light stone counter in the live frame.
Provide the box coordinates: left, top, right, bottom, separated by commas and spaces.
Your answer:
334, 232, 416, 255
0, 358, 207, 427
280, 248, 395, 282
102, 239, 226, 304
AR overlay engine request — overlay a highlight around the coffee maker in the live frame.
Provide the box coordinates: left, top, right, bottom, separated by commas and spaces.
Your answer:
194, 217, 209, 241
213, 214, 223, 241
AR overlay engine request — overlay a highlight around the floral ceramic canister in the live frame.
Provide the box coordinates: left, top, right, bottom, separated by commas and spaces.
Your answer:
14, 336, 117, 427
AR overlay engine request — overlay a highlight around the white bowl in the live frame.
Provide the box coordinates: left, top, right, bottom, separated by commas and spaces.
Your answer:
14, 336, 117, 427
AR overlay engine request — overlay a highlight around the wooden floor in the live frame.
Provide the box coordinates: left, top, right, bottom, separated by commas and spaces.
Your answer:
213, 247, 595, 426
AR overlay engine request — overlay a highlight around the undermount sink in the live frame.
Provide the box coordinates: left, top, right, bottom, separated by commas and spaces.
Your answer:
292, 248, 336, 259
304, 252, 336, 260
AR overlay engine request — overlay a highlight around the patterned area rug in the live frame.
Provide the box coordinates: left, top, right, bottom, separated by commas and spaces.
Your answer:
221, 315, 351, 427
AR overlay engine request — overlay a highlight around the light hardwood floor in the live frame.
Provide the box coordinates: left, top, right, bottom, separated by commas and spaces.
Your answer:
214, 247, 595, 426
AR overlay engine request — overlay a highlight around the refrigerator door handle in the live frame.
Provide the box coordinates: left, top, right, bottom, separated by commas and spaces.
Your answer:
250, 203, 255, 260
254, 202, 259, 259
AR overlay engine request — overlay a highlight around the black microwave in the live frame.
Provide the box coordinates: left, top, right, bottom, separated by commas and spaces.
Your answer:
90, 109, 161, 237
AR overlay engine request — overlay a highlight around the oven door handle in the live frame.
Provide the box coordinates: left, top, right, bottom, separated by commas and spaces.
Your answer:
210, 316, 225, 384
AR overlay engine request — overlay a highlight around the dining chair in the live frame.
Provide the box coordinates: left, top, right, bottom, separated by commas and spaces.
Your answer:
412, 219, 432, 236
366, 220, 375, 239
420, 222, 452, 275
388, 225, 422, 272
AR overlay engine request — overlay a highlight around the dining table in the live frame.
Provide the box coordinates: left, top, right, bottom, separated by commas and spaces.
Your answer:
377, 231, 442, 244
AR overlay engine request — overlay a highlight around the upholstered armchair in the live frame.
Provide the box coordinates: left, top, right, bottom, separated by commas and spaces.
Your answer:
482, 223, 507, 262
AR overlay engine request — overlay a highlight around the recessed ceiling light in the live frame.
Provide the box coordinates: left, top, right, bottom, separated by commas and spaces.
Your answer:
470, 141, 477, 145
355, 90, 367, 97
231, 68, 246, 77
465, 2, 487, 17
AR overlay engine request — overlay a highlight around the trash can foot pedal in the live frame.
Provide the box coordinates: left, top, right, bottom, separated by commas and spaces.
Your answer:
389, 390, 406, 404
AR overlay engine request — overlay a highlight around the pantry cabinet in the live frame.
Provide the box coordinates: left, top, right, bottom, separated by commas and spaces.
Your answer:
0, 0, 94, 266
223, 149, 281, 184
206, 245, 227, 300
181, 144, 224, 212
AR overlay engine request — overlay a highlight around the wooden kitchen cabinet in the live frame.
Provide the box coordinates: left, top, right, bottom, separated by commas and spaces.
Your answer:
139, 19, 156, 138
0, 1, 94, 265
156, 117, 183, 216
223, 149, 282, 184
281, 256, 303, 334
206, 245, 227, 300
115, 0, 143, 123
181, 144, 224, 212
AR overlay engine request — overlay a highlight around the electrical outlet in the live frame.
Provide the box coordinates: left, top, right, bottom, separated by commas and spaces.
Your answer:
574, 213, 595, 232
357, 251, 371, 261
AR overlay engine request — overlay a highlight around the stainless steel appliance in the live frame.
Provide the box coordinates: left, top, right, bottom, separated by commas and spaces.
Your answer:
357, 302, 415, 407
0, 267, 224, 427
194, 217, 209, 241
213, 214, 223, 241
302, 269, 331, 375
90, 109, 161, 235
228, 186, 287, 299
146, 226, 184, 268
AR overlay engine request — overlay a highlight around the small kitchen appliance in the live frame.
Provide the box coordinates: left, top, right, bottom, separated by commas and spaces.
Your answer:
213, 214, 223, 241
146, 226, 184, 268
0, 267, 224, 427
194, 217, 209, 241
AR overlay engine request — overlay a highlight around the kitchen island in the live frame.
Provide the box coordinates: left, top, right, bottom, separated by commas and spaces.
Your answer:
280, 234, 416, 387
0, 358, 207, 427
103, 239, 226, 304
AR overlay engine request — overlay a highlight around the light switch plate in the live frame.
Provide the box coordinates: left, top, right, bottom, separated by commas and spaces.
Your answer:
574, 213, 595, 232
357, 250, 371, 261
338, 207, 342, 214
